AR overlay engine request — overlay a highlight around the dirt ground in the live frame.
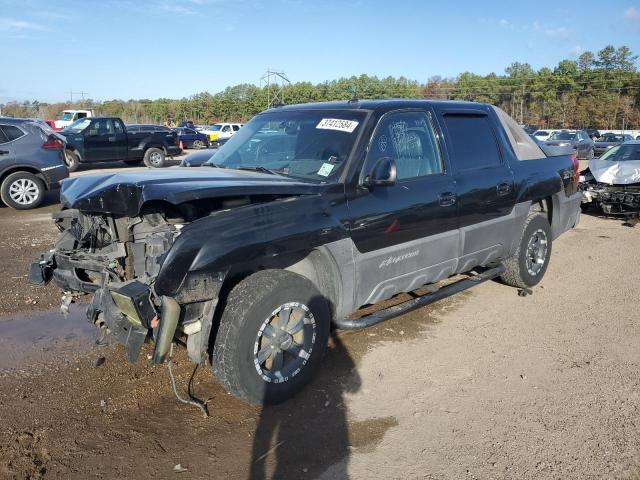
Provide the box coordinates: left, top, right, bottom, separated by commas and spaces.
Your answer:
0, 162, 638, 479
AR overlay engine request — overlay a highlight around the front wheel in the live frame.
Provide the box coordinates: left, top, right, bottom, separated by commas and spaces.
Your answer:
500, 212, 552, 288
64, 150, 79, 172
1, 171, 45, 210
212, 270, 330, 405
143, 148, 166, 168
192, 140, 205, 149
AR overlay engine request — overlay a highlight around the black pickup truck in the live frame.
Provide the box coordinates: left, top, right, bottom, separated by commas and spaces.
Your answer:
30, 100, 581, 406
59, 117, 181, 171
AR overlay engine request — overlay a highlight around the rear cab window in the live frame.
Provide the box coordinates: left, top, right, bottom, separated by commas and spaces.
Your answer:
443, 114, 501, 170
114, 120, 125, 134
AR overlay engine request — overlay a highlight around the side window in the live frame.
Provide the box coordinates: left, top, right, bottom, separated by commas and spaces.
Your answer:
365, 111, 443, 180
222, 125, 231, 132
113, 120, 124, 134
0, 125, 25, 142
92, 120, 114, 135
0, 126, 9, 143
443, 114, 501, 170
232, 125, 240, 131
185, 128, 196, 134
77, 112, 87, 119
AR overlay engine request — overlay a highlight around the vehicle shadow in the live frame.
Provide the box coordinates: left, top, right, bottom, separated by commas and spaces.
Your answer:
249, 332, 361, 480
579, 204, 638, 227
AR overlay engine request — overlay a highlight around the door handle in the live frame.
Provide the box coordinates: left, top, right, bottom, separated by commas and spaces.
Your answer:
108, 136, 116, 142
0, 150, 9, 155
496, 182, 512, 196
438, 192, 456, 207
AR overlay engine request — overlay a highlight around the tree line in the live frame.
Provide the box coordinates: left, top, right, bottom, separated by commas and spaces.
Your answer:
2, 45, 638, 130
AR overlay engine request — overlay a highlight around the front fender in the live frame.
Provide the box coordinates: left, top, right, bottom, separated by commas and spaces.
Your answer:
154, 194, 348, 298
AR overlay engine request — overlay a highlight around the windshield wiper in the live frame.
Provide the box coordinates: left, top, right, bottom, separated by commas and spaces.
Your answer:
236, 165, 286, 176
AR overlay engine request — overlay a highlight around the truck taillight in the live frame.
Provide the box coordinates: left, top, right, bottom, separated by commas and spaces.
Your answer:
570, 153, 579, 187
42, 136, 63, 150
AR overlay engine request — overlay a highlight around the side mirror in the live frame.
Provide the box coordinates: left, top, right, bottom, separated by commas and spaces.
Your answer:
364, 157, 397, 187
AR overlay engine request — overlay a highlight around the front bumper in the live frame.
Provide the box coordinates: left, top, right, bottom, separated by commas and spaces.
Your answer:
581, 183, 640, 214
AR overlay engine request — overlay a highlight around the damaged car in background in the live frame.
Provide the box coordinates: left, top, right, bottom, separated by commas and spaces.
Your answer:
580, 141, 640, 216
29, 100, 581, 408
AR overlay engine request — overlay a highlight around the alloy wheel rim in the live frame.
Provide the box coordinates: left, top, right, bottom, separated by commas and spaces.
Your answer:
64, 152, 75, 167
526, 228, 548, 276
149, 152, 162, 166
253, 302, 316, 384
9, 178, 40, 205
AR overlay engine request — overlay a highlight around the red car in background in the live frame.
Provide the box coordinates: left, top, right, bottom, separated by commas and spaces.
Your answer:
44, 120, 60, 131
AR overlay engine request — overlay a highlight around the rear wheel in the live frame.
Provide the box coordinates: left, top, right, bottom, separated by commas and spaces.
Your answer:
500, 212, 552, 288
192, 140, 205, 149
64, 150, 79, 172
1, 171, 45, 210
143, 148, 166, 168
212, 270, 330, 405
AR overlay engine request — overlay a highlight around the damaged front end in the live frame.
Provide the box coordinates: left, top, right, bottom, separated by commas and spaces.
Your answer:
579, 145, 640, 216
29, 206, 216, 364
580, 179, 640, 215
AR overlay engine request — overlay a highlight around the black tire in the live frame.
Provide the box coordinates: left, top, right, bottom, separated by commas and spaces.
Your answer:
123, 158, 143, 166
192, 140, 204, 149
500, 212, 552, 288
212, 269, 330, 405
0, 171, 45, 210
64, 150, 79, 172
143, 148, 166, 168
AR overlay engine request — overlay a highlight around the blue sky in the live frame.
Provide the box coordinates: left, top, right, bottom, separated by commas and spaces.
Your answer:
1, 0, 639, 103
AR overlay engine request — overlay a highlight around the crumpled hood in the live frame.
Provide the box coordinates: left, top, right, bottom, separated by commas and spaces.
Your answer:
60, 168, 321, 215
587, 158, 640, 185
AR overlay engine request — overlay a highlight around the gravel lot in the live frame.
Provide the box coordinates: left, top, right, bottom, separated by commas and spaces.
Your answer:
0, 159, 638, 479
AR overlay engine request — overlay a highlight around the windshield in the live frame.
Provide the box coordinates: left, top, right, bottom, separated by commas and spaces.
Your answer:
208, 124, 222, 131
548, 132, 576, 141
204, 109, 367, 182
599, 144, 640, 162
64, 118, 91, 132
61, 111, 74, 121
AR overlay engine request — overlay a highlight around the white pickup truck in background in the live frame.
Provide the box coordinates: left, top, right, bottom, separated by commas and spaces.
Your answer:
54, 109, 95, 129
200, 122, 243, 144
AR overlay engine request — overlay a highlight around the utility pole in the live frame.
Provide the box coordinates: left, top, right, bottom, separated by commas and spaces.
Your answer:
260, 69, 290, 109
67, 89, 87, 103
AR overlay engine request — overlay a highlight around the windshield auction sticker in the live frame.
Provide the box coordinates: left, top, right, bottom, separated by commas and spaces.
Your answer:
317, 163, 335, 177
316, 118, 359, 133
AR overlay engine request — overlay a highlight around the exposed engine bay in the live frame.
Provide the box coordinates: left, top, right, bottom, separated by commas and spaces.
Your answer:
580, 178, 640, 215
579, 147, 640, 216
30, 196, 256, 364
